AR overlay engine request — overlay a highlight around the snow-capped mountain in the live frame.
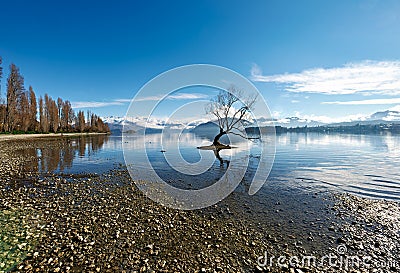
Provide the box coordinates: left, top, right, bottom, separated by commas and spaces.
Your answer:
262, 110, 400, 128
103, 110, 400, 134
329, 110, 400, 126
271, 117, 325, 127
369, 110, 400, 122
103, 116, 207, 135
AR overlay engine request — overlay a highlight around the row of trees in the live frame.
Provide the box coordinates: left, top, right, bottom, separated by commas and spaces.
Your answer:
0, 58, 109, 133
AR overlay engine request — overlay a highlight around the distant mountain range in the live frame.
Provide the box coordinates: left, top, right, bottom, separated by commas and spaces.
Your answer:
259, 110, 400, 128
329, 110, 400, 126
268, 116, 325, 127
102, 116, 206, 135
103, 110, 400, 135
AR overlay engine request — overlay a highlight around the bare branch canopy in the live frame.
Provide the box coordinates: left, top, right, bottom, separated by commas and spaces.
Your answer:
206, 86, 258, 146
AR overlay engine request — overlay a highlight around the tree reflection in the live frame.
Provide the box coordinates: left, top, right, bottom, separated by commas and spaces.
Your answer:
17, 147, 39, 173
17, 135, 109, 173
213, 149, 230, 167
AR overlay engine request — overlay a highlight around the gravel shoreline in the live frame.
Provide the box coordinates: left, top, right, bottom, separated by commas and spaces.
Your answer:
0, 132, 109, 142
1, 138, 399, 272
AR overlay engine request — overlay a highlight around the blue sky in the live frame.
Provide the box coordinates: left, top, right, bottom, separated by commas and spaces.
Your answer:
1, 0, 400, 123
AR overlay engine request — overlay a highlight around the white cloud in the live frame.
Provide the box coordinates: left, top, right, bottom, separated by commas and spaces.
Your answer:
71, 100, 127, 108
271, 111, 281, 118
135, 93, 208, 102
250, 63, 263, 77
390, 105, 400, 112
251, 60, 400, 95
296, 113, 368, 124
322, 98, 400, 105
291, 100, 300, 103
114, 99, 132, 103
72, 93, 209, 108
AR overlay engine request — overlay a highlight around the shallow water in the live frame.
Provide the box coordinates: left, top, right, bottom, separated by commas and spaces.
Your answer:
26, 132, 400, 201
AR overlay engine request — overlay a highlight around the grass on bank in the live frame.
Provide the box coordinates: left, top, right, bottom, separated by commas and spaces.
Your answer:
0, 208, 41, 272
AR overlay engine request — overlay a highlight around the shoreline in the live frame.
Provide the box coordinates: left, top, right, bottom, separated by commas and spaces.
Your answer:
0, 132, 110, 142
0, 138, 399, 272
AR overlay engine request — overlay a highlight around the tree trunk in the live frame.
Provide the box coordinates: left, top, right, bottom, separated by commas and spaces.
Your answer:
213, 128, 226, 145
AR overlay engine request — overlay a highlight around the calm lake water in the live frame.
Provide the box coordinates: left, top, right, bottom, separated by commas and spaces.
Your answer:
29, 132, 400, 201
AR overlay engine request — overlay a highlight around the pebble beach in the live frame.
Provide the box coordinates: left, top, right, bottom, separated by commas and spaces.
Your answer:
1, 137, 399, 273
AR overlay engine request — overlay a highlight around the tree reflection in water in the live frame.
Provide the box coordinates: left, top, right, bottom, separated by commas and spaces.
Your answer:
213, 149, 230, 168
15, 135, 109, 173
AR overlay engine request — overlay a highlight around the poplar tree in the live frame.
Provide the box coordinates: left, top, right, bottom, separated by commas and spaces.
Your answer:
57, 97, 62, 129
77, 111, 85, 132
0, 59, 109, 134
29, 86, 37, 131
0, 57, 4, 131
61, 100, 72, 131
19, 91, 30, 131
49, 98, 59, 132
5, 64, 25, 132
39, 96, 49, 133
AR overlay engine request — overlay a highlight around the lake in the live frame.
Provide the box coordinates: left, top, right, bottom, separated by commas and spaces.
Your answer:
25, 132, 400, 202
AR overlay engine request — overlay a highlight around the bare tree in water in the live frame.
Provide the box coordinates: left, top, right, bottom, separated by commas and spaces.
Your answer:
206, 86, 258, 147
